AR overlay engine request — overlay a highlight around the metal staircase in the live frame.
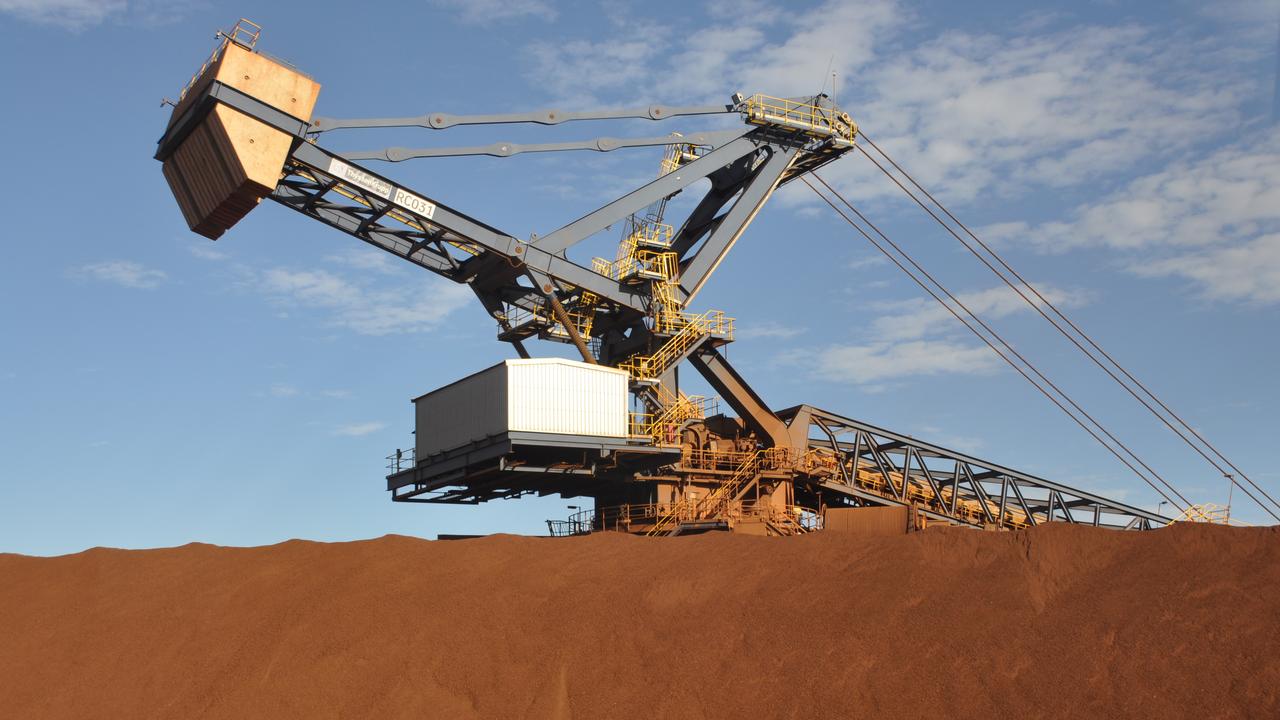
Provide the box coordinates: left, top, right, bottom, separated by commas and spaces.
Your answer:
619, 310, 733, 381
647, 450, 766, 536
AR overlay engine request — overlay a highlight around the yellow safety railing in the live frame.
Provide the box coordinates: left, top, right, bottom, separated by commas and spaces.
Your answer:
647, 448, 794, 536
630, 410, 679, 445
654, 385, 717, 417
503, 300, 594, 340
630, 392, 715, 445
549, 502, 817, 537
660, 142, 702, 175
593, 223, 675, 281
619, 310, 733, 380
756, 504, 822, 534
681, 448, 755, 472
647, 486, 715, 536
630, 221, 674, 248
1169, 503, 1249, 526
745, 94, 857, 145
651, 280, 681, 310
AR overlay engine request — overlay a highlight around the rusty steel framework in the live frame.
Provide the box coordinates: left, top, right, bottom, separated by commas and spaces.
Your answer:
155, 22, 1170, 537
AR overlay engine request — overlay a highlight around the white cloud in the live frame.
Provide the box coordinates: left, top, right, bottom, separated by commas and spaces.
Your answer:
0, 0, 194, 30
815, 23, 1250, 205
915, 425, 984, 454
523, 1, 1251, 213
811, 339, 1000, 385
736, 0, 902, 99
269, 384, 301, 398
333, 421, 387, 437
71, 260, 167, 289
1138, 234, 1280, 304
324, 248, 401, 274
527, 0, 904, 105
527, 37, 660, 106
869, 284, 1082, 342
265, 385, 357, 400
995, 131, 1280, 304
253, 266, 472, 336
0, 0, 124, 29
847, 254, 888, 270
1001, 132, 1280, 252
1195, 0, 1280, 45
737, 321, 805, 340
430, 0, 555, 25
188, 245, 227, 261
785, 282, 1083, 386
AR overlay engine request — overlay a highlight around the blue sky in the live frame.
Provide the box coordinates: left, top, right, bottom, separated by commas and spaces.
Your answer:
1, 0, 1277, 555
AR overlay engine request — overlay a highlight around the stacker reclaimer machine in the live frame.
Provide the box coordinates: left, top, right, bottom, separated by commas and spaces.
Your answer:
156, 21, 1173, 536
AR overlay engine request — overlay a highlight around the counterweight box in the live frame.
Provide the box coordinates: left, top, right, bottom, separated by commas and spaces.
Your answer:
160, 41, 320, 239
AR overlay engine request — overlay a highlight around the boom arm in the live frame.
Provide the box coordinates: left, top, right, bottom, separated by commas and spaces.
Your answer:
310, 101, 738, 132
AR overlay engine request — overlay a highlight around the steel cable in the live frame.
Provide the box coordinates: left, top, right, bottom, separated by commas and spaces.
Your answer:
802, 176, 1191, 513
852, 133, 1280, 520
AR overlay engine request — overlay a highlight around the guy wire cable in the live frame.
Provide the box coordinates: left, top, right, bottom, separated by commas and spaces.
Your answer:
801, 176, 1192, 513
847, 135, 1280, 518
808, 175, 1200, 513
853, 134, 1280, 515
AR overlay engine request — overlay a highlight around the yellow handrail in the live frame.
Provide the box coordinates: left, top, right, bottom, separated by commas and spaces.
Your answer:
744, 94, 857, 144
646, 448, 794, 536
1169, 503, 1249, 526
619, 310, 734, 380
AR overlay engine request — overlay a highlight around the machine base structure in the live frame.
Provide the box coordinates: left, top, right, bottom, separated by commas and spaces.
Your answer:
157, 22, 1169, 538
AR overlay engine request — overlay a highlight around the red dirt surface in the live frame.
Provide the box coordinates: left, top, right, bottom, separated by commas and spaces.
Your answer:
2, 523, 1277, 719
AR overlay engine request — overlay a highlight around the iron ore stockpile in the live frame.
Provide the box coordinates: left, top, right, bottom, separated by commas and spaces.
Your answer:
2, 524, 1278, 719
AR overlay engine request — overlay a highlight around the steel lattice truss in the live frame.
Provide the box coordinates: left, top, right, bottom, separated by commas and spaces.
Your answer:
783, 406, 1164, 530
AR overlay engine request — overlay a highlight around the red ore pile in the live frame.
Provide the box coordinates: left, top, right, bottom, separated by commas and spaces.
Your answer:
1, 522, 1278, 718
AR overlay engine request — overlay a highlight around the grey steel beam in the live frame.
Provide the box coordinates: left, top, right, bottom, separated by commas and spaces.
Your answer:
958, 464, 995, 523
1007, 479, 1037, 526
271, 183, 458, 275
155, 81, 311, 161
170, 78, 651, 314
914, 450, 947, 510
678, 146, 799, 302
531, 134, 759, 254
342, 130, 740, 162
285, 142, 650, 314
311, 102, 736, 132
688, 347, 791, 448
667, 151, 762, 256
813, 419, 852, 485
998, 477, 1010, 526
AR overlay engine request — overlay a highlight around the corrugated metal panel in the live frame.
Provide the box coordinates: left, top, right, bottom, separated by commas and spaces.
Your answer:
508, 359, 629, 438
823, 506, 909, 536
415, 363, 506, 459
413, 358, 629, 459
